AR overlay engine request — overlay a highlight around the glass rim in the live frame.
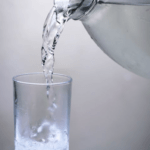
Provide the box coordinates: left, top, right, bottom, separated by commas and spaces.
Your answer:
13, 72, 72, 86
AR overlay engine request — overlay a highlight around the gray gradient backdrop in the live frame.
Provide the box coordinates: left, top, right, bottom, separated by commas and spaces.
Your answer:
1, 0, 150, 150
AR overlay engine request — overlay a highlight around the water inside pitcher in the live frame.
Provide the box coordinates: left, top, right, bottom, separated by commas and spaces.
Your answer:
54, 0, 150, 79
80, 3, 150, 79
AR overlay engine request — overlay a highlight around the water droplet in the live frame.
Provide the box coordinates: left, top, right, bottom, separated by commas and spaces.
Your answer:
53, 102, 57, 109
37, 126, 42, 133
31, 133, 37, 138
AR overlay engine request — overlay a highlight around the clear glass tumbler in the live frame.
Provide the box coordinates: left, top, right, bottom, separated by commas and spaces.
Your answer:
13, 73, 72, 150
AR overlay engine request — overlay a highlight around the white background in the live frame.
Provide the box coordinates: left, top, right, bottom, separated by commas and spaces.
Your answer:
1, 0, 150, 150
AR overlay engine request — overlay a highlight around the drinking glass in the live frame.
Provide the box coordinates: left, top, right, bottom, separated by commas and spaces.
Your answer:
13, 72, 72, 150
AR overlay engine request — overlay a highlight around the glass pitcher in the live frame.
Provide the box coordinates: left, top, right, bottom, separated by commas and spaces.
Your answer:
55, 0, 150, 79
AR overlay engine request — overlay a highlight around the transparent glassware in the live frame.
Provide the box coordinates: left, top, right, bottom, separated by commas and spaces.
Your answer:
54, 0, 150, 78
81, 4, 150, 79
13, 73, 72, 150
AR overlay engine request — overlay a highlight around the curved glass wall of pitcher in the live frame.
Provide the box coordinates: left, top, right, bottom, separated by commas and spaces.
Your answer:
81, 3, 150, 79
99, 0, 150, 5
